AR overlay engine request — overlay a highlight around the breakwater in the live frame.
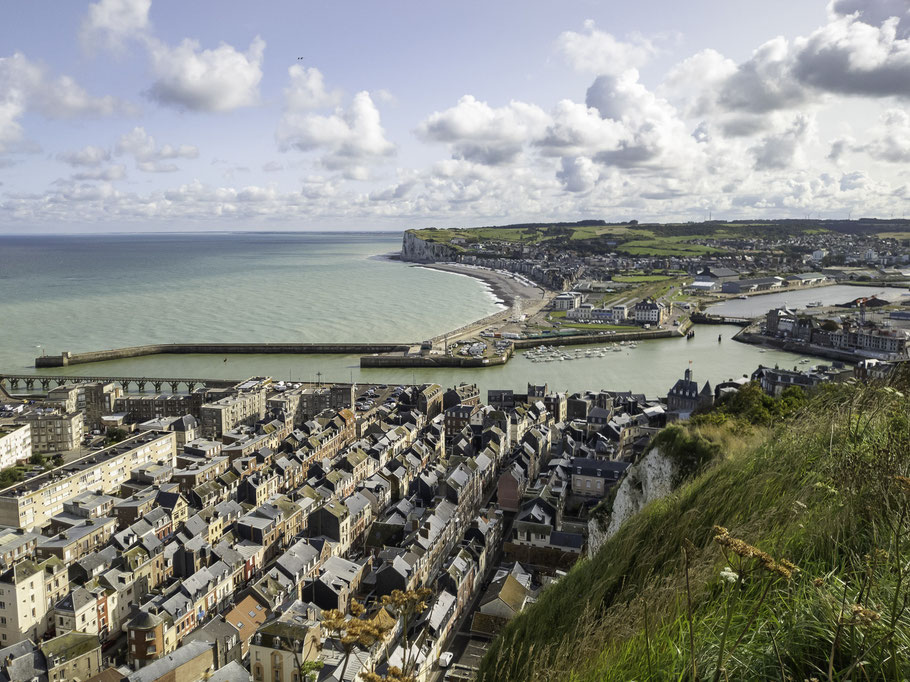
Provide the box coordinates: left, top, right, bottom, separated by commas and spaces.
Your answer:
36, 343, 413, 368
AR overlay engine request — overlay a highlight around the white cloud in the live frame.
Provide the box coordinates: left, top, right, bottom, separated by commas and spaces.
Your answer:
417, 95, 549, 165
585, 71, 700, 169
81, 0, 150, 50
661, 49, 737, 117
534, 100, 624, 157
116, 126, 198, 172
862, 108, 910, 161
0, 97, 25, 154
750, 114, 815, 170
717, 37, 808, 114
0, 52, 128, 158
278, 90, 395, 173
284, 64, 342, 111
557, 20, 656, 75
57, 145, 111, 167
556, 156, 599, 193
840, 170, 868, 190
72, 164, 127, 182
146, 36, 265, 112
828, 136, 855, 163
792, 15, 910, 99
1, 52, 128, 120
829, 0, 910, 36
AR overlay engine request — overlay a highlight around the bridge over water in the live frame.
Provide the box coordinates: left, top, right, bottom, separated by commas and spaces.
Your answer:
0, 373, 239, 394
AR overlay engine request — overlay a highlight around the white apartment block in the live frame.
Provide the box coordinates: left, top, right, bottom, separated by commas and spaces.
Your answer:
0, 555, 68, 646
0, 425, 31, 470
0, 431, 176, 530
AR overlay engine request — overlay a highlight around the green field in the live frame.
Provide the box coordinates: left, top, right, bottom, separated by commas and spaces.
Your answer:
617, 234, 723, 257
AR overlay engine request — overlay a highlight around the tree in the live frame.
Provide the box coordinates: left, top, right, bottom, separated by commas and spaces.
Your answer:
51, 454, 64, 467
29, 452, 45, 467
380, 588, 433, 677
322, 601, 393, 681
105, 427, 128, 445
278, 637, 323, 682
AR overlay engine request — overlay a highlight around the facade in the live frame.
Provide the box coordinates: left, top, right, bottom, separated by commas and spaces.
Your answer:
0, 555, 68, 645
0, 432, 176, 530
552, 292, 583, 310
40, 631, 102, 682
0, 528, 40, 569
570, 457, 629, 498
114, 392, 207, 424
249, 602, 321, 682
632, 299, 667, 325
24, 410, 84, 454
200, 391, 266, 439
0, 424, 31, 470
82, 382, 123, 432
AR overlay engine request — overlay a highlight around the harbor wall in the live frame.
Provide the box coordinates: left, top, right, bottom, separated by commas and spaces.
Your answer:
36, 343, 412, 368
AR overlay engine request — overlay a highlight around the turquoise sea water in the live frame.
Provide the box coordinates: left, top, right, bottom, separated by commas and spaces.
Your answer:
0, 232, 808, 397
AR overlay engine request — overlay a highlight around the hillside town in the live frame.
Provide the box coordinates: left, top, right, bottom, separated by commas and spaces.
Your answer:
0, 344, 901, 682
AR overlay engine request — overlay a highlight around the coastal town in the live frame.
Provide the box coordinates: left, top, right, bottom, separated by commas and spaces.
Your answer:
0, 350, 884, 682
0, 221, 909, 682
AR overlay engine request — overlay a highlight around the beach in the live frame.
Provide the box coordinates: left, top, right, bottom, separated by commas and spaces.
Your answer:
412, 262, 547, 309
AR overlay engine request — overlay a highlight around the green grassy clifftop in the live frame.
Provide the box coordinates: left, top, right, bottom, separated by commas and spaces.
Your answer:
480, 377, 910, 681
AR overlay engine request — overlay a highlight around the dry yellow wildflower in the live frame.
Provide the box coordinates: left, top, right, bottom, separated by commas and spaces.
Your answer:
845, 604, 881, 628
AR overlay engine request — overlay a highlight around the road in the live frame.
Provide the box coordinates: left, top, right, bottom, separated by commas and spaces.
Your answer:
428, 484, 515, 682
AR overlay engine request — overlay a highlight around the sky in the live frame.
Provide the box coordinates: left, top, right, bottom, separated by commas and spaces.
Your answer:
2, 0, 910, 232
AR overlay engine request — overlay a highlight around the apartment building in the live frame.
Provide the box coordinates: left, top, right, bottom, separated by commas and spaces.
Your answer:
200, 390, 266, 438
24, 410, 84, 454
0, 424, 31, 470
0, 432, 176, 530
0, 555, 68, 645
114, 391, 208, 424
81, 382, 123, 431
0, 528, 40, 569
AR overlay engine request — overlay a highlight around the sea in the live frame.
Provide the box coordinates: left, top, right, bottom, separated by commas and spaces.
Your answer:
0, 232, 830, 398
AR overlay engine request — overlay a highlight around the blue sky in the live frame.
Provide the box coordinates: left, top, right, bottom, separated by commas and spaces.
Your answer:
0, 0, 908, 231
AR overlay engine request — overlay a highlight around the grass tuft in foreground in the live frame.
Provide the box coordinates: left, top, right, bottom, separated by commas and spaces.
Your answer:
479, 375, 910, 681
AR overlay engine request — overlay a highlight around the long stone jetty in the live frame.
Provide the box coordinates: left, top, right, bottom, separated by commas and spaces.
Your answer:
36, 343, 413, 368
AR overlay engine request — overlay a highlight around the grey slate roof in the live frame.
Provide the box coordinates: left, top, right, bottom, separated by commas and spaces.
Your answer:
126, 641, 213, 682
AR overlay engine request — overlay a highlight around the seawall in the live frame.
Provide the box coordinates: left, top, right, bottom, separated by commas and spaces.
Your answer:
36, 343, 413, 368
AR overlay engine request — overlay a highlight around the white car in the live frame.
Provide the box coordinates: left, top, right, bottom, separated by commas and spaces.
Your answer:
439, 651, 454, 668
